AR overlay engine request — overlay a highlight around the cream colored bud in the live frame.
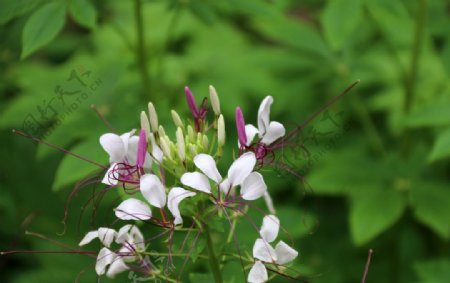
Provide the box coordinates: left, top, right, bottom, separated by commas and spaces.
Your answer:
171, 110, 184, 128
218, 114, 225, 146
148, 102, 158, 132
176, 127, 186, 161
158, 125, 166, 138
187, 125, 195, 141
202, 135, 209, 149
189, 144, 197, 156
209, 85, 221, 115
140, 111, 151, 139
160, 136, 172, 159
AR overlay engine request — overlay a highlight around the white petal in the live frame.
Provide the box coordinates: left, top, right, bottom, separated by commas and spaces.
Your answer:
180, 172, 211, 194
119, 130, 135, 153
245, 124, 260, 146
253, 238, 277, 262
140, 174, 166, 208
228, 152, 256, 187
257, 96, 273, 135
194, 154, 222, 183
116, 224, 133, 244
247, 261, 268, 283
150, 133, 163, 163
115, 199, 152, 220
126, 136, 139, 165
241, 172, 267, 201
102, 164, 119, 186
275, 241, 298, 265
96, 247, 116, 275
263, 192, 276, 214
100, 133, 126, 163
98, 228, 117, 248
259, 215, 280, 243
79, 231, 98, 246
261, 121, 285, 145
168, 187, 196, 225
219, 178, 231, 195
128, 225, 145, 251
106, 257, 129, 278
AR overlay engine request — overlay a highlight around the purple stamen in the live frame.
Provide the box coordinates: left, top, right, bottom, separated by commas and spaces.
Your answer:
184, 86, 199, 118
137, 129, 147, 169
235, 107, 247, 147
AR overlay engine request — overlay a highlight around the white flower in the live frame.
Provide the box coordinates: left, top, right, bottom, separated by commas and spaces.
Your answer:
247, 215, 298, 283
180, 152, 267, 200
115, 174, 195, 226
245, 96, 286, 146
100, 130, 152, 186
79, 225, 145, 278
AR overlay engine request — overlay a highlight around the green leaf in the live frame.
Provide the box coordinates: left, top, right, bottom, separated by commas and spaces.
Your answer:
410, 183, 450, 239
350, 188, 406, 245
429, 128, 450, 162
405, 101, 450, 127
21, 1, 67, 59
277, 206, 316, 238
52, 137, 105, 191
69, 0, 97, 29
415, 259, 450, 283
321, 0, 362, 50
189, 273, 213, 283
0, 0, 43, 24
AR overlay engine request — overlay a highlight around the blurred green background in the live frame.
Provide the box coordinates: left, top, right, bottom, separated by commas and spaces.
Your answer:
1, 0, 449, 282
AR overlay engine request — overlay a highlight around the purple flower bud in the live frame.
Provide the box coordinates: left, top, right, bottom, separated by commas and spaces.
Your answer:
137, 129, 147, 168
185, 86, 199, 118
235, 107, 247, 147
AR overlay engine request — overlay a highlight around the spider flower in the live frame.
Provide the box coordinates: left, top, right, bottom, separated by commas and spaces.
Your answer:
248, 215, 298, 283
115, 173, 196, 226
79, 225, 145, 278
180, 152, 267, 201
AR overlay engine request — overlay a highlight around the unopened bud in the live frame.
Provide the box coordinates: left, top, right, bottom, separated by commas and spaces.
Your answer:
189, 144, 197, 156
171, 110, 184, 128
140, 111, 151, 139
209, 85, 221, 115
148, 102, 158, 132
218, 114, 225, 146
176, 127, 185, 161
187, 125, 195, 141
160, 136, 172, 159
202, 135, 209, 149
158, 125, 166, 138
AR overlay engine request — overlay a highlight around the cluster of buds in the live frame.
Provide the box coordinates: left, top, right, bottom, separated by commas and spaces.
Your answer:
80, 86, 299, 282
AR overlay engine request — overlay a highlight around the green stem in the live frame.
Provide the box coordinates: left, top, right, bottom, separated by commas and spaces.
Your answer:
133, 0, 151, 98
402, 0, 427, 156
204, 223, 223, 283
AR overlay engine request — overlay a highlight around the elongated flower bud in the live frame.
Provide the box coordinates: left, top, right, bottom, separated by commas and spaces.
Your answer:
158, 125, 166, 138
160, 136, 172, 159
235, 107, 247, 147
189, 144, 197, 156
202, 135, 209, 149
148, 102, 159, 133
176, 127, 185, 161
209, 85, 221, 115
184, 86, 199, 118
171, 110, 184, 128
140, 111, 151, 139
187, 125, 195, 141
218, 114, 225, 146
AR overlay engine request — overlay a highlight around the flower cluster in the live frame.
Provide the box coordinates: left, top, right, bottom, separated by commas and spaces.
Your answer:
79, 86, 299, 282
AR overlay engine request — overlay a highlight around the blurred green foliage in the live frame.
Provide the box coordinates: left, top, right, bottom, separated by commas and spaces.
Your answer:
0, 0, 449, 282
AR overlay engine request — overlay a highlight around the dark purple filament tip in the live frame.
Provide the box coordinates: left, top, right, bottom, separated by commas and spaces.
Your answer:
235, 107, 247, 147
184, 86, 199, 118
137, 129, 147, 169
